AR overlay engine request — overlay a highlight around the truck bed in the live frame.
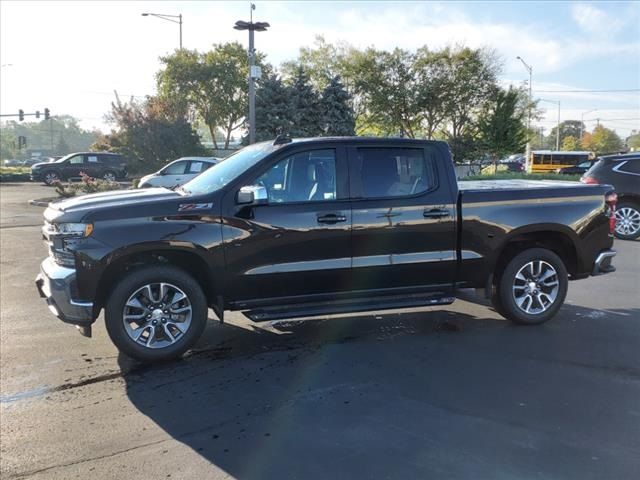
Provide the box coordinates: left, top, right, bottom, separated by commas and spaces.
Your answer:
456, 179, 614, 288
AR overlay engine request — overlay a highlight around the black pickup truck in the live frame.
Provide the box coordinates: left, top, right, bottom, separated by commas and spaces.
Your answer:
36, 137, 617, 362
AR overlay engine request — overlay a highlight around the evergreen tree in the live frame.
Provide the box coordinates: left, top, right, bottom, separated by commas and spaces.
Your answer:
288, 66, 323, 137
254, 74, 294, 141
321, 76, 355, 136
477, 87, 527, 162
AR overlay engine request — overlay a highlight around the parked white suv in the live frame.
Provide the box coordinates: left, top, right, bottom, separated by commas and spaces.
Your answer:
138, 157, 219, 189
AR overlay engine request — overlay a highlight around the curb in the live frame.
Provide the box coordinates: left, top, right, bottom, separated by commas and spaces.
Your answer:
29, 198, 56, 207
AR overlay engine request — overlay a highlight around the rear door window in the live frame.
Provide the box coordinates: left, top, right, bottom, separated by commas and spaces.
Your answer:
617, 160, 640, 175
163, 161, 188, 175
187, 161, 205, 174
355, 147, 435, 198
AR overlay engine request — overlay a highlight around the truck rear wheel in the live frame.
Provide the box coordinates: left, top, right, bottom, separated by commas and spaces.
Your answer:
105, 265, 207, 362
494, 248, 568, 325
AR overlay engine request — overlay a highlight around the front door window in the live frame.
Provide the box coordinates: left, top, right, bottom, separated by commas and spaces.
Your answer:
256, 149, 336, 203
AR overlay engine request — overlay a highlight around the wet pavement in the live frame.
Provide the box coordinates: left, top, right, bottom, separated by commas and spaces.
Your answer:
1, 183, 639, 479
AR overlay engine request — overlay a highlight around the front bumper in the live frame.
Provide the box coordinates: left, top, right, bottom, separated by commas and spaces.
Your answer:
592, 249, 616, 276
35, 257, 95, 326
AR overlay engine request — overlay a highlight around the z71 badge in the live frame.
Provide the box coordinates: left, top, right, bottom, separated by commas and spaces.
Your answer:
178, 203, 213, 212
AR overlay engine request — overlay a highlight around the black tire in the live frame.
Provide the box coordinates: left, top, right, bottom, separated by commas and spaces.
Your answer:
43, 171, 60, 185
615, 202, 640, 240
496, 248, 568, 325
490, 287, 508, 318
102, 170, 117, 182
105, 265, 208, 362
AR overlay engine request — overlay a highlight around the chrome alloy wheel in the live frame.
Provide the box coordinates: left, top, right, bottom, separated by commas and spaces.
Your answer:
103, 171, 117, 182
512, 260, 559, 315
44, 172, 59, 184
122, 283, 192, 349
615, 207, 640, 237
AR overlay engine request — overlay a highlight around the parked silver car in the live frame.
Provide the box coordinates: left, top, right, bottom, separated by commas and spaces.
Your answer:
137, 157, 219, 189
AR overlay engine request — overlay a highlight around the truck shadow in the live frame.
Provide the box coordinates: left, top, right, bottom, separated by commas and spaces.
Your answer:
117, 303, 640, 479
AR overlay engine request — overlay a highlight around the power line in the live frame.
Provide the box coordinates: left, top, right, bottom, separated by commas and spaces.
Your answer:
534, 89, 640, 93
583, 117, 640, 121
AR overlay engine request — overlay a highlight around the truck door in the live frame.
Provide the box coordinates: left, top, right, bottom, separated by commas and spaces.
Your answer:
221, 146, 352, 302
348, 144, 457, 294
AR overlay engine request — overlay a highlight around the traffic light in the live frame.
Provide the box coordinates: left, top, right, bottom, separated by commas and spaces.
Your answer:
18, 136, 27, 149
36, 110, 40, 119
44, 108, 50, 120
18, 109, 24, 121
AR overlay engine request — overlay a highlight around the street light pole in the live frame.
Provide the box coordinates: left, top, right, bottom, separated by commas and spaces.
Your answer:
539, 98, 561, 150
142, 12, 183, 49
580, 109, 597, 140
516, 56, 533, 171
234, 4, 269, 144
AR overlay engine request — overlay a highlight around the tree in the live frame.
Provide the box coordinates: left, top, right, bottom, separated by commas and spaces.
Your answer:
157, 43, 266, 149
287, 67, 324, 137
55, 134, 70, 155
476, 87, 527, 161
627, 131, 640, 150
320, 76, 355, 136
352, 48, 421, 137
0, 129, 17, 159
254, 74, 294, 141
583, 125, 624, 154
548, 120, 585, 148
441, 47, 502, 161
93, 93, 204, 171
1, 116, 98, 156
561, 135, 581, 151
414, 48, 450, 139
283, 38, 382, 134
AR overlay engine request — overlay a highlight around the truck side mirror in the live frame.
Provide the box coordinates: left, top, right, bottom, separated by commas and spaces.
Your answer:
237, 185, 268, 205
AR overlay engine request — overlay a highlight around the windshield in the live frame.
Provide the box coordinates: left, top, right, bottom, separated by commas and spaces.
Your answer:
54, 153, 75, 163
178, 142, 275, 196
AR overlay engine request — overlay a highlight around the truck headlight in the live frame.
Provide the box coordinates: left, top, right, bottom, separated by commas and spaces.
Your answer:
57, 223, 93, 237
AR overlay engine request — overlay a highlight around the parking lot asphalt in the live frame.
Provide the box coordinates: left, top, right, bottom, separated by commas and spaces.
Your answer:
1, 182, 639, 479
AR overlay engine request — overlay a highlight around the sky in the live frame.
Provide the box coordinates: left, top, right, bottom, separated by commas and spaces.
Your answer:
1, 0, 639, 138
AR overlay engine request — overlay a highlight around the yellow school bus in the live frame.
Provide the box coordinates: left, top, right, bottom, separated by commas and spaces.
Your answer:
528, 150, 595, 173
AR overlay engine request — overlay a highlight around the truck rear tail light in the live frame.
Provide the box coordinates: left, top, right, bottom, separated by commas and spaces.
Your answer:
581, 176, 599, 184
605, 192, 617, 235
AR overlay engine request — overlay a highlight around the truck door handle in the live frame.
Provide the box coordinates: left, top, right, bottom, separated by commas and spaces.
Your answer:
317, 214, 347, 224
423, 209, 450, 219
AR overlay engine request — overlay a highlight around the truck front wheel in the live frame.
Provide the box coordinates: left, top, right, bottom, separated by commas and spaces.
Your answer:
494, 248, 568, 325
105, 265, 208, 362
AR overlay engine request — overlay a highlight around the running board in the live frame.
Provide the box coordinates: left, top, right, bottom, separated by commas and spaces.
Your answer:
244, 293, 456, 322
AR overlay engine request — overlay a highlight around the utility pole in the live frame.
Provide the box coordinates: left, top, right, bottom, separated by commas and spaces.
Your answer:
234, 4, 269, 144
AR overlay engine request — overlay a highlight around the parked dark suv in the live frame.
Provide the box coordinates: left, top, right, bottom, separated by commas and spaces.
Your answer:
582, 153, 640, 239
31, 152, 128, 185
